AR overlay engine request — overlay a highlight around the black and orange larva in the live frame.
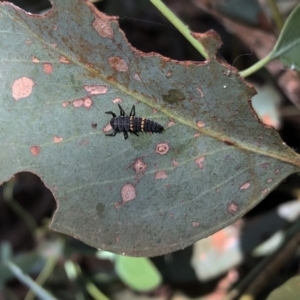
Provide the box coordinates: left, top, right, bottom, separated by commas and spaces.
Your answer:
105, 104, 164, 140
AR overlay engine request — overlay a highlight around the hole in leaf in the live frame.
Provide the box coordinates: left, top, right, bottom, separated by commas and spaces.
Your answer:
0, 172, 56, 251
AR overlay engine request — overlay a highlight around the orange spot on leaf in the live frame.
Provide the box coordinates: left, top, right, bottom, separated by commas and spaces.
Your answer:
112, 97, 122, 103
92, 15, 114, 39
12, 77, 34, 100
134, 73, 141, 81
59, 56, 70, 63
192, 221, 200, 227
172, 159, 178, 167
195, 156, 205, 169
108, 56, 128, 72
227, 201, 238, 214
154, 170, 168, 179
133, 158, 147, 174
240, 182, 250, 190
62, 101, 70, 108
53, 136, 63, 143
120, 184, 136, 203
43, 63, 53, 74
155, 143, 169, 155
30, 146, 41, 156
196, 120, 205, 128
31, 56, 40, 63
84, 85, 108, 95
72, 97, 93, 108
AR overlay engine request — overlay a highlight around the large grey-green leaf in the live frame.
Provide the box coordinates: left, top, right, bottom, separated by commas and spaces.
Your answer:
270, 3, 300, 70
0, 0, 299, 256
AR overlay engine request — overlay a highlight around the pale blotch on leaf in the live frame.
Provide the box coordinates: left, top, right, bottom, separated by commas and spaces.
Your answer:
240, 182, 250, 190
32, 56, 40, 63
12, 77, 34, 100
72, 97, 93, 108
194, 156, 205, 169
261, 188, 270, 194
92, 16, 114, 39
112, 97, 122, 104
155, 143, 169, 155
197, 87, 204, 97
103, 123, 112, 133
154, 170, 168, 180
53, 136, 63, 143
108, 56, 128, 72
196, 120, 206, 128
167, 119, 175, 127
134, 73, 141, 81
84, 85, 108, 95
192, 221, 200, 227
267, 178, 273, 183
227, 201, 238, 214
166, 71, 172, 78
172, 159, 178, 168
194, 133, 201, 138
121, 184, 136, 203
30, 146, 41, 156
62, 101, 69, 108
102, 122, 113, 133
59, 56, 70, 63
43, 63, 53, 74
133, 158, 147, 174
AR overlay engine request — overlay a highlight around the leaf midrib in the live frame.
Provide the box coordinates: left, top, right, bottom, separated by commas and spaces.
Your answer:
1, 4, 299, 168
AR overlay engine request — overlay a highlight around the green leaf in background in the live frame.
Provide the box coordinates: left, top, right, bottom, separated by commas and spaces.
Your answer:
0, 243, 41, 283
266, 276, 300, 300
115, 256, 161, 292
270, 3, 300, 70
0, 0, 299, 256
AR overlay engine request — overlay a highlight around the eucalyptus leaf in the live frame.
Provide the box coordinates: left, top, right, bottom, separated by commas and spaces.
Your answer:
270, 3, 300, 70
0, 0, 299, 257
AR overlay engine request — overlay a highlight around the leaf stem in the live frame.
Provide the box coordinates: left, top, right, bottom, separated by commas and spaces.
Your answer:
86, 282, 111, 300
150, 0, 209, 59
239, 52, 273, 77
267, 0, 284, 31
5, 260, 57, 300
24, 256, 58, 300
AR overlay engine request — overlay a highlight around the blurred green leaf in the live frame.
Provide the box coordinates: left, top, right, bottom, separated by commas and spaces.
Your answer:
115, 256, 161, 291
0, 251, 43, 283
5, 260, 57, 300
266, 276, 300, 300
270, 3, 300, 70
0, 0, 299, 257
